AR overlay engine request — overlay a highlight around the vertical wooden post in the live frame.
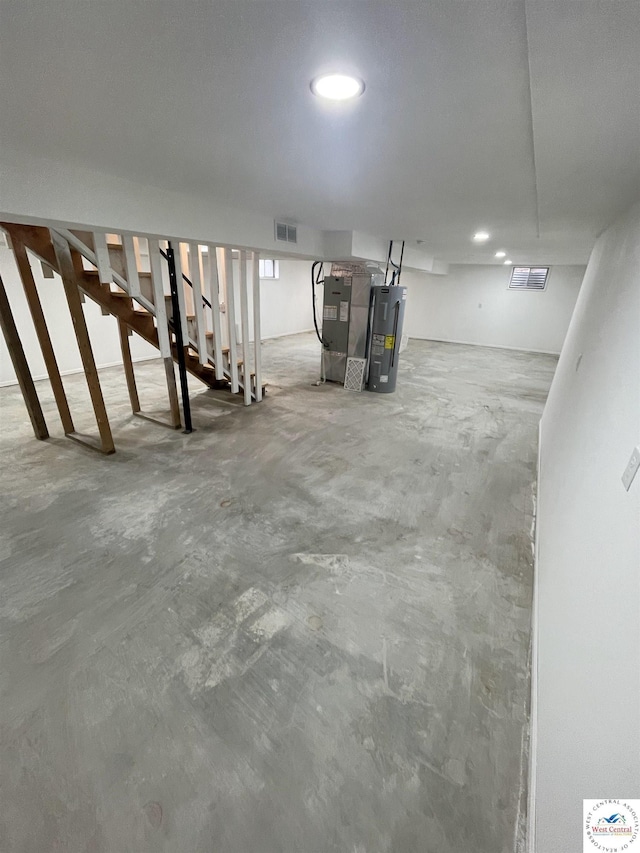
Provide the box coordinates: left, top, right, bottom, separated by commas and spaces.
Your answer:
92, 231, 113, 285
148, 239, 181, 428
121, 234, 141, 298
208, 246, 224, 378
252, 251, 263, 402
10, 238, 75, 433
118, 320, 140, 413
188, 242, 207, 364
51, 232, 115, 454
172, 242, 190, 343
0, 273, 48, 440
164, 359, 181, 428
222, 248, 239, 394
238, 250, 252, 406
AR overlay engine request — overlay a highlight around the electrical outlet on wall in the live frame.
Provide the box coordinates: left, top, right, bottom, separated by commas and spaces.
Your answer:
621, 446, 640, 491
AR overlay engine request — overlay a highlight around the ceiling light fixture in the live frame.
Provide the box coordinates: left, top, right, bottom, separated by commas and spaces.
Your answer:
310, 73, 365, 101
473, 231, 490, 242
504, 259, 513, 265
495, 250, 506, 258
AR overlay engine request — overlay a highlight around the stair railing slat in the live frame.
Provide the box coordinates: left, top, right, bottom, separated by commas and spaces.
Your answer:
252, 251, 263, 402
208, 245, 225, 377
121, 235, 141, 298
93, 232, 113, 285
171, 242, 190, 343
148, 239, 172, 359
222, 248, 239, 394
239, 250, 252, 406
188, 242, 208, 365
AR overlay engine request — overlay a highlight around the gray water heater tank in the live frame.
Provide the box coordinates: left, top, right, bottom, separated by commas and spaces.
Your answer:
367, 284, 407, 393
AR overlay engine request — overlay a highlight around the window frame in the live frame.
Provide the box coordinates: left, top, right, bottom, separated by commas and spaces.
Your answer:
259, 259, 280, 280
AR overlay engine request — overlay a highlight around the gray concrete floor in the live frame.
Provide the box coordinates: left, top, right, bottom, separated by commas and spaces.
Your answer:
0, 334, 557, 853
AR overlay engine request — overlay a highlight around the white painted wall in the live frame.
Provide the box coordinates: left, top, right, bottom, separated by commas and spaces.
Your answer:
0, 147, 433, 273
404, 264, 584, 354
222, 256, 314, 346
531, 203, 640, 853
0, 147, 326, 261
0, 245, 157, 386
258, 259, 313, 340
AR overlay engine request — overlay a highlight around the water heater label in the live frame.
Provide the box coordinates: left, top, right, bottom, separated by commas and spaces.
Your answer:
380, 375, 388, 383
340, 301, 349, 322
323, 305, 337, 321
384, 335, 395, 349
372, 333, 385, 356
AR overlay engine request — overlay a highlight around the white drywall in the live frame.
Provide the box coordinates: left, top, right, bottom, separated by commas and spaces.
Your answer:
0, 147, 433, 273
0, 245, 158, 386
404, 264, 584, 354
258, 260, 314, 340
222, 256, 314, 346
531, 203, 640, 852
0, 147, 326, 261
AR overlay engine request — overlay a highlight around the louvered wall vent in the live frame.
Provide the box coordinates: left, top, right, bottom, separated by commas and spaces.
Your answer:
275, 221, 297, 244
509, 266, 549, 290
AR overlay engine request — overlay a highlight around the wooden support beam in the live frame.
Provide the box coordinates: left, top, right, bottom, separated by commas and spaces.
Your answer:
51, 231, 115, 455
0, 273, 48, 440
0, 222, 56, 267
164, 357, 181, 429
10, 238, 75, 434
118, 319, 140, 414
252, 251, 263, 402
238, 250, 252, 406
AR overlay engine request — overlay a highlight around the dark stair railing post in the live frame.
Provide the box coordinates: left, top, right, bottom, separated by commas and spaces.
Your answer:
166, 241, 193, 434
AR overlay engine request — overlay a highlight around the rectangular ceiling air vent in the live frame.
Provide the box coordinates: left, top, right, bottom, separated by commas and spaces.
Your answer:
275, 221, 297, 244
509, 266, 549, 290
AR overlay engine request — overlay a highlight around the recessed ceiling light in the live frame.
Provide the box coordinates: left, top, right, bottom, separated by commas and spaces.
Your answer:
504, 259, 513, 265
310, 73, 365, 101
495, 250, 506, 258
473, 231, 490, 242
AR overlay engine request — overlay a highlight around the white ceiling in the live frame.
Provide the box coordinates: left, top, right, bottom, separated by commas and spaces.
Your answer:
1, 0, 638, 265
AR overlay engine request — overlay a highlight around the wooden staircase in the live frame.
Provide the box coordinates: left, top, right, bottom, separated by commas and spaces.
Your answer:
0, 222, 264, 454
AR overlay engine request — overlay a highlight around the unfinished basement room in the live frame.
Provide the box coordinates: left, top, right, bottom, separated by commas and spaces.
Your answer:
0, 3, 638, 853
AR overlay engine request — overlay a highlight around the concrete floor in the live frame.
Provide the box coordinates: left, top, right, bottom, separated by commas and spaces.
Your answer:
0, 334, 557, 853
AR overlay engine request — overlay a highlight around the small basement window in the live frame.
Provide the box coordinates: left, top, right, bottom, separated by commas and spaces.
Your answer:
259, 259, 280, 279
509, 266, 549, 290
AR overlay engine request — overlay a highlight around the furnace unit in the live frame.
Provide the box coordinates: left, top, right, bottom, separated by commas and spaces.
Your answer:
319, 265, 383, 384
313, 242, 408, 394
